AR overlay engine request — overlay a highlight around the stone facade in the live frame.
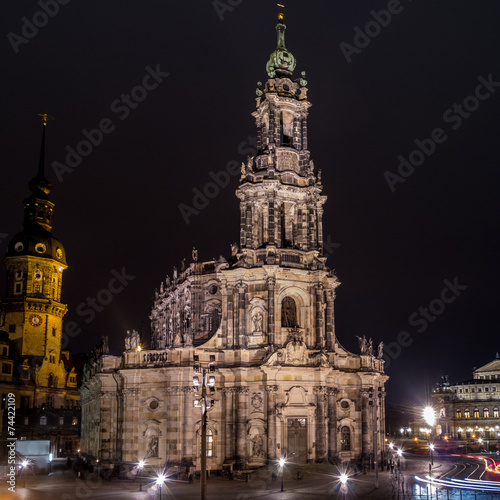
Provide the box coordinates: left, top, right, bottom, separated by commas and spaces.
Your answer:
80, 12, 388, 472
432, 358, 500, 440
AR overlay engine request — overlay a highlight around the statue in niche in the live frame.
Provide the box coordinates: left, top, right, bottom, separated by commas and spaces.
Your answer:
252, 310, 263, 333
252, 434, 264, 458
146, 435, 159, 458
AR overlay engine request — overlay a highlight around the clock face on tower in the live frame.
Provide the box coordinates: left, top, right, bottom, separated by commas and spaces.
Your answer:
29, 314, 43, 327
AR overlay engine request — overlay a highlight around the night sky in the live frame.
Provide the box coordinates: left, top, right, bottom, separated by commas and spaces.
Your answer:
1, 1, 500, 405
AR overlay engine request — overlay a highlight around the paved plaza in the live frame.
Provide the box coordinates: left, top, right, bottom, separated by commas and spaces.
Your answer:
6, 454, 500, 499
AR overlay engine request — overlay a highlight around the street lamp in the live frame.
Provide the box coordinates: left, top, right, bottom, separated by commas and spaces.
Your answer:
279, 457, 286, 492
193, 354, 216, 500
48, 453, 52, 473
137, 460, 145, 491
339, 473, 348, 500
20, 460, 29, 487
429, 444, 435, 466
156, 473, 166, 500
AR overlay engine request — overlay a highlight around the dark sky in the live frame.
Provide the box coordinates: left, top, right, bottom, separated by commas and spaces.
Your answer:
1, 1, 500, 405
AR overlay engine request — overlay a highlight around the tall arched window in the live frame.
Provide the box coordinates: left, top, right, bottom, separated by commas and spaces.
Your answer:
340, 426, 351, 451
206, 429, 214, 457
281, 297, 297, 327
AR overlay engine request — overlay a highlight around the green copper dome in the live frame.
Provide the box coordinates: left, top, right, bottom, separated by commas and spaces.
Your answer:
266, 13, 296, 78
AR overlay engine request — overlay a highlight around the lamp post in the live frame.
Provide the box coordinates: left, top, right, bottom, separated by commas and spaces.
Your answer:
340, 472, 348, 500
48, 453, 52, 473
20, 460, 28, 488
156, 473, 165, 500
368, 387, 379, 488
279, 457, 285, 492
137, 460, 145, 491
193, 354, 216, 500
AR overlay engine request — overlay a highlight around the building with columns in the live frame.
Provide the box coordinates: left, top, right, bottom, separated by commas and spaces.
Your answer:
80, 11, 388, 473
432, 356, 500, 442
0, 119, 81, 457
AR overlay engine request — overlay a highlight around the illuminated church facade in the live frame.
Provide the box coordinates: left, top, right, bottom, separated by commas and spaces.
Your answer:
80, 12, 387, 472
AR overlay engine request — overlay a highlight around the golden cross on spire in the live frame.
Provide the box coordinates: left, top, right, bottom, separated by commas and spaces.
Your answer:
38, 113, 54, 126
277, 3, 285, 21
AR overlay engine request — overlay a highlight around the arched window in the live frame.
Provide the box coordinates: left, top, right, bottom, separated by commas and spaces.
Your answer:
456, 409, 462, 419
281, 297, 298, 327
207, 306, 220, 334
340, 426, 351, 451
484, 408, 490, 418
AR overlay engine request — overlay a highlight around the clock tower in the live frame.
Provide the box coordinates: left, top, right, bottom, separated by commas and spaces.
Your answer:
1, 119, 68, 359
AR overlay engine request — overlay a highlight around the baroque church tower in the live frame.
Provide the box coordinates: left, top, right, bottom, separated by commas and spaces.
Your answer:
81, 11, 387, 472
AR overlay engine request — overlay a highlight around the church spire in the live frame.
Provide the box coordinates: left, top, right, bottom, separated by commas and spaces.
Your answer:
266, 4, 296, 78
24, 115, 55, 232
28, 114, 53, 198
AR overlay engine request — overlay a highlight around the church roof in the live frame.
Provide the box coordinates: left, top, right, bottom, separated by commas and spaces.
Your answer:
474, 358, 500, 373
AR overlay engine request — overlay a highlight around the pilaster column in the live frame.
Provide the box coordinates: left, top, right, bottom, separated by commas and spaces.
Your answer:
360, 389, 372, 458
223, 388, 235, 462
317, 206, 324, 253
267, 277, 276, 346
236, 387, 249, 466
220, 283, 229, 348
266, 385, 278, 461
327, 388, 338, 462
240, 203, 247, 248
314, 387, 327, 462
301, 117, 308, 150
269, 107, 275, 144
226, 286, 234, 348
325, 290, 335, 351
315, 284, 325, 349
183, 387, 194, 461
237, 283, 247, 348
293, 116, 301, 149
268, 198, 276, 245
233, 287, 239, 348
